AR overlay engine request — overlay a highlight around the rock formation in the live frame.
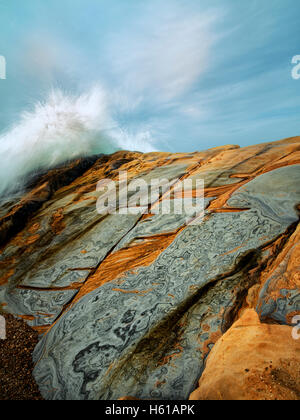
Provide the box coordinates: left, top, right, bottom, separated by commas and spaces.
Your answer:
189, 309, 300, 400
0, 136, 299, 400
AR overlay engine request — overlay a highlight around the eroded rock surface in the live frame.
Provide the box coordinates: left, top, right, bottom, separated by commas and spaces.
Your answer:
0, 137, 299, 400
189, 310, 300, 400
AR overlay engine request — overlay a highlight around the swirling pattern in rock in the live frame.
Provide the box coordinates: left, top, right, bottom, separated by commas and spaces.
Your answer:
33, 164, 300, 399
0, 137, 299, 400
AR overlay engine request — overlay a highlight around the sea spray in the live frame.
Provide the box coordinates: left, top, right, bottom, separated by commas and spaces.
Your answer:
0, 2, 219, 196
0, 87, 155, 196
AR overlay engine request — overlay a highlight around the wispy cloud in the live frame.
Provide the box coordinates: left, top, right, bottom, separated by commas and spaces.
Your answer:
0, 0, 299, 153
105, 2, 221, 103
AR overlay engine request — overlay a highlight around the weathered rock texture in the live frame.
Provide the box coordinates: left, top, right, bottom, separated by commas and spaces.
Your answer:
0, 136, 299, 400
189, 309, 300, 400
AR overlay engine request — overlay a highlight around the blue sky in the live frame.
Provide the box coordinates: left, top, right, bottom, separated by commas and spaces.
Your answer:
0, 0, 300, 152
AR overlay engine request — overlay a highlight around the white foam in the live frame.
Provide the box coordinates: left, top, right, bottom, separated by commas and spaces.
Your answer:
0, 87, 155, 195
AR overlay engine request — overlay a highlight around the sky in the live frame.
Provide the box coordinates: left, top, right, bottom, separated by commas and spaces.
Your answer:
0, 0, 300, 153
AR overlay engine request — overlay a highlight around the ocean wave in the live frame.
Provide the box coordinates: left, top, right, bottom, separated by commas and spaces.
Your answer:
0, 87, 155, 196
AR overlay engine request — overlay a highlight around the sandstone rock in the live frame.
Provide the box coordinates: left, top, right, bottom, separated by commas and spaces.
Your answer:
0, 137, 299, 399
189, 309, 300, 400
256, 224, 300, 325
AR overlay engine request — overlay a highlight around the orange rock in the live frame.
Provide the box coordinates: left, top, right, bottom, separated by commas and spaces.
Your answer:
190, 310, 300, 400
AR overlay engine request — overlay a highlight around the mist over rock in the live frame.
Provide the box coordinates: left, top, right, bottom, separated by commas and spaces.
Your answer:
0, 136, 299, 400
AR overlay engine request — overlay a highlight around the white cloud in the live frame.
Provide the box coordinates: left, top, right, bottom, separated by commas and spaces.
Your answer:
106, 3, 220, 103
